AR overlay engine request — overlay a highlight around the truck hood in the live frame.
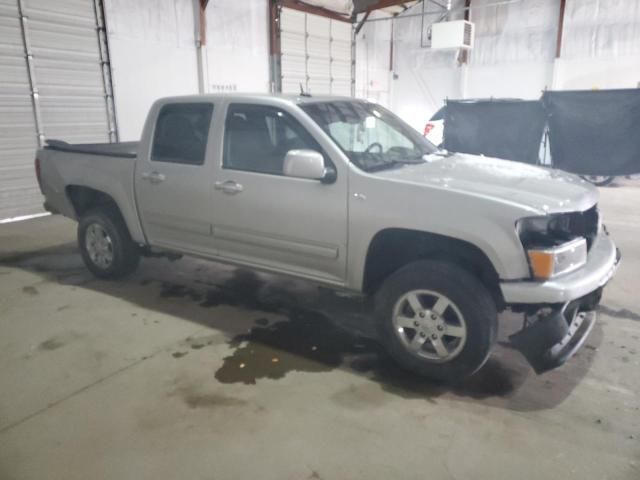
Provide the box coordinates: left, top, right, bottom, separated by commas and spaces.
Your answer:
374, 153, 598, 214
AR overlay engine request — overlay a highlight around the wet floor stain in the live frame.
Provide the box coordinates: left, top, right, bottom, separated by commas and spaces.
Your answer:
160, 269, 376, 340
211, 307, 604, 411
160, 282, 203, 302
39, 337, 65, 351
170, 383, 248, 409
214, 311, 380, 385
4, 245, 602, 412
199, 287, 238, 308
56, 305, 70, 312
22, 285, 38, 295
37, 331, 82, 351
213, 311, 520, 401
599, 304, 640, 322
182, 392, 248, 409
3, 248, 92, 286
184, 333, 226, 350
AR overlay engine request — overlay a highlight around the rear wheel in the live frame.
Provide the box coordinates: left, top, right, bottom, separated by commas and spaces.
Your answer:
580, 175, 615, 187
78, 207, 140, 279
374, 260, 497, 383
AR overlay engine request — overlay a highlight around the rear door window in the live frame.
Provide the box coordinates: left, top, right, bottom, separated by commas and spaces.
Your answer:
151, 103, 213, 165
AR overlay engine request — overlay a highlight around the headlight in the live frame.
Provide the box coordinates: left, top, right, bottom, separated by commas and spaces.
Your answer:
517, 215, 588, 279
526, 238, 587, 279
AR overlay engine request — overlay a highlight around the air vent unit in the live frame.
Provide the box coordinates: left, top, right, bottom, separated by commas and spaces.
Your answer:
431, 20, 475, 50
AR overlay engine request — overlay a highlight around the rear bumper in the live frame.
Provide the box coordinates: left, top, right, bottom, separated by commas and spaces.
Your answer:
500, 230, 620, 305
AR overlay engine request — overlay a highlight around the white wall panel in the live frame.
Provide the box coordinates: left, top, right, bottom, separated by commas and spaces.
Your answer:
384, 0, 557, 130
373, 0, 640, 133
355, 10, 392, 106
105, 0, 198, 140
205, 0, 269, 94
553, 0, 640, 89
387, 4, 464, 130
553, 55, 640, 90
466, 0, 556, 99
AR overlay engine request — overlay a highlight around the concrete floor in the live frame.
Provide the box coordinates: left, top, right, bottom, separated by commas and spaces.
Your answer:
1, 181, 639, 480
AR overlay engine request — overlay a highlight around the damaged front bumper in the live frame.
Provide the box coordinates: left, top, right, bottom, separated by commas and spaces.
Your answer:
509, 292, 601, 374
501, 230, 621, 373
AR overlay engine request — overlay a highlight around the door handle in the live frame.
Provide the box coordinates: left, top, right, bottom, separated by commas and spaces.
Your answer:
141, 171, 166, 184
214, 180, 243, 195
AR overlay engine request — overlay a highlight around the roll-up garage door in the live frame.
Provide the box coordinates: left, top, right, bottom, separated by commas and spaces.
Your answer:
0, 0, 114, 221
0, 0, 39, 219
280, 7, 353, 96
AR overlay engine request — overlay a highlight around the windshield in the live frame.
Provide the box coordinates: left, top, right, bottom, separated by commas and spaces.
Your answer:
301, 101, 439, 172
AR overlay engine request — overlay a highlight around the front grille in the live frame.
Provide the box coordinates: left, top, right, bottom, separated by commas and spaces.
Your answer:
566, 205, 599, 250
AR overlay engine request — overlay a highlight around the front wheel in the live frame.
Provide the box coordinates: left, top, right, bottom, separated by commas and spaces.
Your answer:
78, 207, 140, 279
580, 175, 615, 187
374, 260, 497, 383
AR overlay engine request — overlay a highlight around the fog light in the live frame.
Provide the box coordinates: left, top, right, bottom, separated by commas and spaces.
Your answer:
527, 238, 587, 279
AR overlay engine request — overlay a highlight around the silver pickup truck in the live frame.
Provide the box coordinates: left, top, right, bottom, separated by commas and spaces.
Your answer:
36, 94, 620, 382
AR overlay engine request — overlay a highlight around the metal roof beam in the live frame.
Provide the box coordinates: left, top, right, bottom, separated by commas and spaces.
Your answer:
353, 0, 415, 14
277, 0, 352, 22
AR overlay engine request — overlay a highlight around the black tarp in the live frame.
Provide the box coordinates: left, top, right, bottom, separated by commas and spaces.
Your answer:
443, 99, 546, 165
543, 89, 640, 176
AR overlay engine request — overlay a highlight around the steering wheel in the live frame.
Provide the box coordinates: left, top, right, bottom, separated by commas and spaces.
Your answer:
364, 142, 384, 154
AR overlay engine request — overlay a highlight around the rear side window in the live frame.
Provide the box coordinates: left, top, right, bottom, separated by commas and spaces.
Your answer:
151, 103, 213, 165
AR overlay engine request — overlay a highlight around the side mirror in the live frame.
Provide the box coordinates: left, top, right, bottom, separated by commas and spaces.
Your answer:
283, 149, 336, 184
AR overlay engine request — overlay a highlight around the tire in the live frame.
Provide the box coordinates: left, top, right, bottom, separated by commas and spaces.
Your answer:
78, 207, 140, 279
580, 175, 615, 187
374, 259, 497, 383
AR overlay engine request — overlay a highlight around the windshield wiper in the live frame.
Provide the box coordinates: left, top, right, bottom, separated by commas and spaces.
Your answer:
363, 158, 426, 172
394, 158, 425, 164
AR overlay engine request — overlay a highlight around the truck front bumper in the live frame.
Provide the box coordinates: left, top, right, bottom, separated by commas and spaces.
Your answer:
508, 294, 600, 373
500, 230, 620, 374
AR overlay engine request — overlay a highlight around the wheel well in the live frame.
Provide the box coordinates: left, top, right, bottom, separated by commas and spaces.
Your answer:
66, 185, 121, 218
363, 228, 504, 309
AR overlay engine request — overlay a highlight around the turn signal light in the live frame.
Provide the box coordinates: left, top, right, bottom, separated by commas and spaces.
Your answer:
527, 238, 587, 280
527, 251, 555, 279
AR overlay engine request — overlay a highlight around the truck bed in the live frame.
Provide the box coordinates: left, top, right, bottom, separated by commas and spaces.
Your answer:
45, 139, 138, 159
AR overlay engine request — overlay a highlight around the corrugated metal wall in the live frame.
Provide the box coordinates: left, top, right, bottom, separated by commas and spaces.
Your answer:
0, 0, 112, 220
280, 7, 353, 96
0, 0, 40, 219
